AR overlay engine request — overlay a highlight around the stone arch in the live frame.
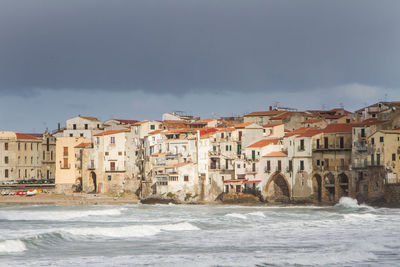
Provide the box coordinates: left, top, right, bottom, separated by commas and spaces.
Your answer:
312, 174, 322, 202
323, 172, 335, 202
338, 173, 349, 198
89, 171, 97, 193
265, 172, 291, 203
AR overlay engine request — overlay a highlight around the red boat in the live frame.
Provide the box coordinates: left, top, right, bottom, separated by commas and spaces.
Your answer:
16, 191, 27, 196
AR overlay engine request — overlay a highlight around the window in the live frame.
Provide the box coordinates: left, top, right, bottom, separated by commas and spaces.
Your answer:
238, 131, 242, 141
110, 137, 115, 144
31, 157, 33, 164
252, 150, 255, 161
371, 138, 375, 145
108, 175, 112, 181
80, 133, 84, 137
316, 159, 320, 166
24, 143, 27, 150
97, 124, 100, 129
299, 139, 305, 151
267, 160, 271, 172
393, 154, 396, 161
118, 152, 122, 156
377, 154, 381, 166
25, 169, 27, 178
229, 145, 232, 151
51, 151, 53, 160
316, 139, 320, 149
46, 138, 50, 151
5, 169, 8, 178
4, 143, 8, 150
63, 147, 68, 156
277, 160, 281, 171
63, 158, 69, 168
361, 128, 365, 137
69, 134, 73, 137
324, 137, 329, 148
73, 124, 77, 130
150, 125, 155, 130
339, 137, 344, 148
110, 162, 116, 171
235, 185, 241, 193
380, 136, 384, 143
289, 160, 293, 171
4, 156, 8, 164
85, 124, 88, 129
346, 119, 350, 123
43, 151, 46, 160
18, 142, 20, 150
184, 175, 189, 182
226, 145, 229, 151
300, 160, 304, 171
221, 133, 224, 138
105, 152, 109, 156
31, 143, 33, 150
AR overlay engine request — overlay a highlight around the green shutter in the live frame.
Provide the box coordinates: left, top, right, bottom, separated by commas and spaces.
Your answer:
252, 150, 255, 161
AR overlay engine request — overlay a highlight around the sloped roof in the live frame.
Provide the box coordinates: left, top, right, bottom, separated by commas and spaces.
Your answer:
79, 116, 101, 122
262, 123, 283, 127
263, 151, 288, 157
244, 110, 283, 117
234, 122, 254, 128
247, 138, 279, 148
74, 142, 93, 148
94, 129, 130, 136
285, 127, 318, 137
16, 133, 40, 140
190, 118, 216, 124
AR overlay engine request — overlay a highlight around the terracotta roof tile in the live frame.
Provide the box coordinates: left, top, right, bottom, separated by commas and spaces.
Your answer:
263, 151, 288, 157
262, 123, 283, 127
79, 116, 101, 122
74, 142, 93, 148
247, 138, 279, 148
244, 110, 283, 117
16, 133, 40, 140
94, 129, 130, 136
234, 122, 253, 128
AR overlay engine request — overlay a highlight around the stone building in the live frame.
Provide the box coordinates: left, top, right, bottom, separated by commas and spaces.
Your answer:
55, 136, 90, 193
311, 124, 354, 202
63, 115, 103, 138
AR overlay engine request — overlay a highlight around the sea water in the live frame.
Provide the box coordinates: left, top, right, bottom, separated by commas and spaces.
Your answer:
0, 197, 399, 266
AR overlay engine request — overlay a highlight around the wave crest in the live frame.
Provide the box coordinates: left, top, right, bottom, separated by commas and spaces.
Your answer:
0, 239, 27, 254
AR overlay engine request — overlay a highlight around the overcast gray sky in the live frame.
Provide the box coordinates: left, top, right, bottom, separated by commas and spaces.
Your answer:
0, 0, 399, 132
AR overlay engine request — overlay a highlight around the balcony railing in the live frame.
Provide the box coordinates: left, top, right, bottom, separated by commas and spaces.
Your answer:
209, 150, 221, 157
60, 163, 71, 169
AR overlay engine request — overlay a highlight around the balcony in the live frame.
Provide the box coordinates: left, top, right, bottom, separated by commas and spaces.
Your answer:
166, 154, 179, 160
298, 146, 305, 152
209, 150, 221, 157
245, 167, 258, 174
313, 144, 351, 152
264, 167, 271, 173
60, 164, 71, 169
352, 162, 367, 169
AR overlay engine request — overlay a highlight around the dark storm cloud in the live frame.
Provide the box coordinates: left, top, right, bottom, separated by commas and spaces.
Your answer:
0, 0, 399, 96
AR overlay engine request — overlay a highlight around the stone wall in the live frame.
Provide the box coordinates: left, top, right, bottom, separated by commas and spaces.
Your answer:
384, 184, 400, 204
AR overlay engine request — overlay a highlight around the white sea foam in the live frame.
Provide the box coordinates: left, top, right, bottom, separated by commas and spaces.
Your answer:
0, 239, 27, 254
225, 213, 247, 219
63, 222, 199, 238
0, 208, 124, 221
336, 197, 359, 208
248, 212, 266, 218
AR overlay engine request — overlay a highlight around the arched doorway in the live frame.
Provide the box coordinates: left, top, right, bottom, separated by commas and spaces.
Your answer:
338, 173, 349, 197
324, 173, 335, 202
266, 173, 290, 202
312, 174, 322, 202
89, 172, 97, 193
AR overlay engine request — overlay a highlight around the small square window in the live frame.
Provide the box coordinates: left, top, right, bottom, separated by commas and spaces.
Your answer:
184, 175, 189, 182
108, 175, 112, 181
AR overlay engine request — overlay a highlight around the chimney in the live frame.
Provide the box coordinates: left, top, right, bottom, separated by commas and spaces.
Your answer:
269, 106, 273, 111
58, 123, 60, 130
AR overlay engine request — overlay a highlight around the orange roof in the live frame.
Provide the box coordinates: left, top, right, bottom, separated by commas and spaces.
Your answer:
172, 162, 192, 168
270, 112, 295, 120
263, 151, 288, 157
16, 133, 39, 140
217, 127, 235, 132
151, 152, 166, 157
74, 142, 93, 148
148, 130, 164, 135
262, 123, 283, 127
247, 138, 279, 148
234, 122, 253, 128
297, 129, 322, 137
164, 128, 196, 134
94, 129, 130, 136
190, 118, 216, 124
244, 110, 283, 117
285, 127, 318, 137
133, 120, 149, 125
357, 118, 388, 126
321, 123, 356, 133
79, 116, 101, 122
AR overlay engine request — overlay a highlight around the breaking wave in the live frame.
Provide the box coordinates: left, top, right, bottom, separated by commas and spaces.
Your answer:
335, 197, 374, 210
0, 239, 27, 254
225, 213, 247, 219
248, 212, 266, 217
62, 222, 199, 238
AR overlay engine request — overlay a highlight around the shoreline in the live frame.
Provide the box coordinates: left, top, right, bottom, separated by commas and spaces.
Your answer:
1, 193, 399, 208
